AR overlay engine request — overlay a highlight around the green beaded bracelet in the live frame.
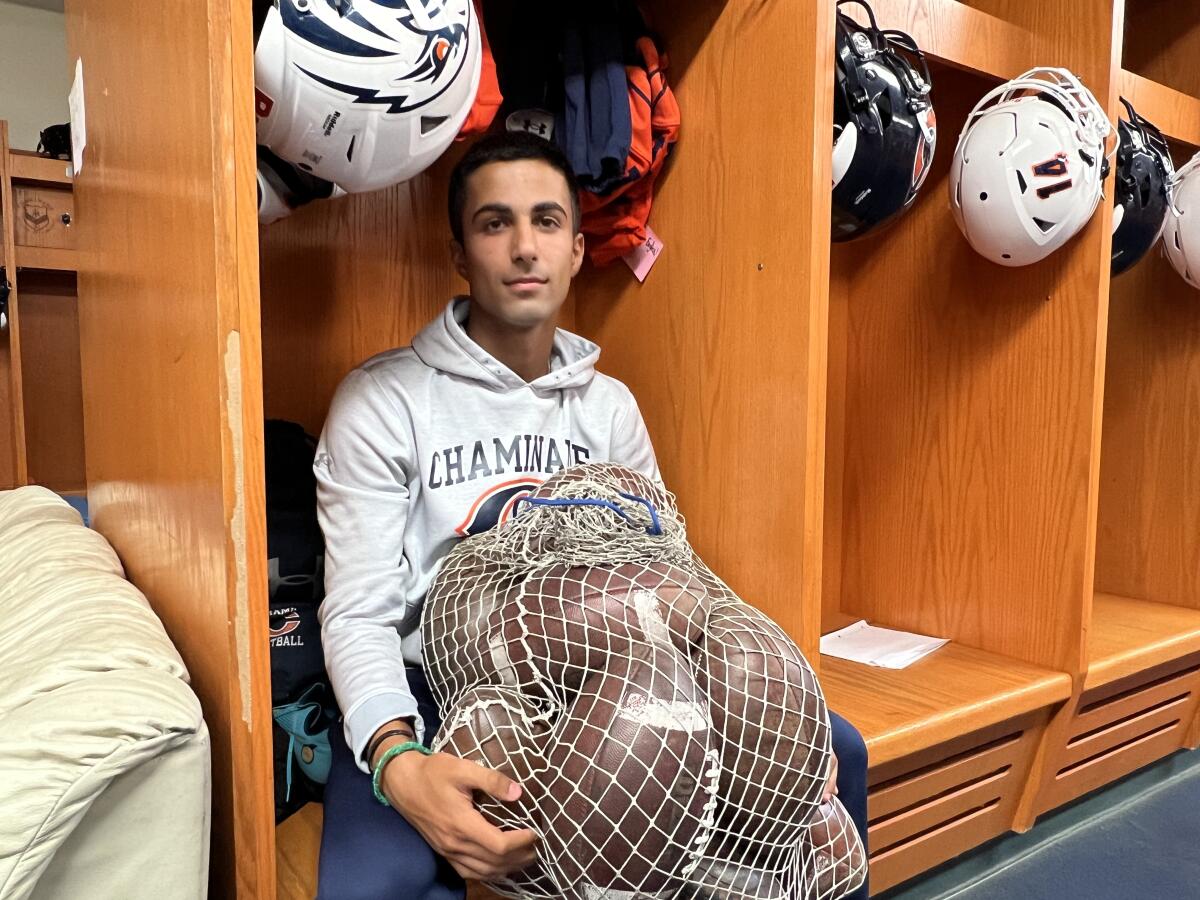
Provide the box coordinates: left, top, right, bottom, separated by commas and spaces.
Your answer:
372, 741, 433, 806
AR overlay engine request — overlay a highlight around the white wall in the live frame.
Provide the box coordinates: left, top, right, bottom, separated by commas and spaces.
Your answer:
0, 0, 69, 150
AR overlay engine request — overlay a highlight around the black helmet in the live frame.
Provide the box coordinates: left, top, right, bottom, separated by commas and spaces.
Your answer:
832, 0, 936, 242
1111, 97, 1174, 276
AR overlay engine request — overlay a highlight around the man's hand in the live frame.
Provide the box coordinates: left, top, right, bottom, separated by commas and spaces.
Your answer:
380, 750, 539, 881
822, 751, 840, 803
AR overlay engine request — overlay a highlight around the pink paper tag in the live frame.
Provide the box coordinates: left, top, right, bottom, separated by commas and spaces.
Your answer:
622, 227, 664, 282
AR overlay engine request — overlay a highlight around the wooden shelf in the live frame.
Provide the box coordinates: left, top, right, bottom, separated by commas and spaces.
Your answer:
1086, 593, 1200, 690
13, 245, 76, 272
870, 0, 1036, 79
8, 151, 72, 187
820, 642, 1071, 767
0, 244, 77, 270
1117, 69, 1200, 148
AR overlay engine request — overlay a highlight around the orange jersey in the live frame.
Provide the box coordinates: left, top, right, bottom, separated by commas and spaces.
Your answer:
580, 37, 680, 266
456, 0, 503, 140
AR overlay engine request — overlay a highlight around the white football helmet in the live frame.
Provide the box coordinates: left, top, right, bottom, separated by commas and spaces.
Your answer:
949, 67, 1113, 266
1162, 151, 1200, 288
254, 0, 482, 194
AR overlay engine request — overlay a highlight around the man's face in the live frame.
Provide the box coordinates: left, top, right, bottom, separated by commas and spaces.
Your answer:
452, 159, 584, 330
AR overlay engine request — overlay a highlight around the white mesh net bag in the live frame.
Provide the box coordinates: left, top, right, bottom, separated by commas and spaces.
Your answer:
423, 463, 867, 899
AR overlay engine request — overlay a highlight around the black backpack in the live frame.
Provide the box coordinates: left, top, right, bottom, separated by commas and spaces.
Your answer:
265, 419, 337, 823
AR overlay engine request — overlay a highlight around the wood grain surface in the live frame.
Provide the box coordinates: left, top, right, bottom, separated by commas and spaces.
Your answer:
1120, 0, 1200, 100
825, 48, 1112, 677
258, 150, 466, 436
11, 185, 74, 250
869, 0, 1036, 79
1087, 593, 1200, 688
1096, 250, 1200, 610
16, 270, 84, 491
1, 121, 29, 487
1118, 68, 1200, 148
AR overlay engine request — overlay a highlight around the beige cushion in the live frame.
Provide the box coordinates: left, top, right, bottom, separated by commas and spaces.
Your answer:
0, 486, 208, 900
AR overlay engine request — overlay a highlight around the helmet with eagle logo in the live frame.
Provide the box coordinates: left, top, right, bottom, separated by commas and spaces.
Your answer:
254, 0, 482, 194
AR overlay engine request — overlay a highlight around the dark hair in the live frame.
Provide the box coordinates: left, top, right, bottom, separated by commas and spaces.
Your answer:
447, 131, 582, 244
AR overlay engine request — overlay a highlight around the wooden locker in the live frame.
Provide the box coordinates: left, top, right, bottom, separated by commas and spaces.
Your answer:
1, 128, 86, 494
820, 0, 1121, 887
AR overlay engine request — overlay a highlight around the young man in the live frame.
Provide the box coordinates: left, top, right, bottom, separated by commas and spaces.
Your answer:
314, 131, 867, 900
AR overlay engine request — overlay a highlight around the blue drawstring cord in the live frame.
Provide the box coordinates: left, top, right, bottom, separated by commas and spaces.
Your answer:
616, 492, 663, 536
513, 492, 663, 536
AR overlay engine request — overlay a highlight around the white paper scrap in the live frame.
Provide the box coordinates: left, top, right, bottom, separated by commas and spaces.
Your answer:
819, 620, 949, 669
69, 58, 86, 175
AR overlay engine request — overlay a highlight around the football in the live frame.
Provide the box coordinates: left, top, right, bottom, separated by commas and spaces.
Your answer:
538, 642, 717, 896
794, 800, 868, 900
696, 599, 830, 854
434, 683, 550, 831
508, 560, 711, 692
679, 856, 789, 900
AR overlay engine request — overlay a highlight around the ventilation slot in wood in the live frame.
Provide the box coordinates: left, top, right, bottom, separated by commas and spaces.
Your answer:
1058, 719, 1181, 779
1078, 662, 1200, 716
870, 769, 1008, 855
864, 730, 1035, 893
1038, 664, 1200, 812
1057, 679, 1196, 777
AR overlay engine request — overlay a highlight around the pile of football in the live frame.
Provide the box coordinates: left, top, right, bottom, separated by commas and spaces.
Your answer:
423, 463, 867, 900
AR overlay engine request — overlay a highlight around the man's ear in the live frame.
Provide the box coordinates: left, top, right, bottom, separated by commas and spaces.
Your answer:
570, 231, 585, 277
450, 239, 468, 280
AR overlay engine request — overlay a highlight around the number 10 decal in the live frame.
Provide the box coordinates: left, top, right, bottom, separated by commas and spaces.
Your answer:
1032, 154, 1072, 199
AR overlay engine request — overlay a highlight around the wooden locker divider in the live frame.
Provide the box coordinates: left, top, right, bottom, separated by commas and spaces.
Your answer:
0, 122, 29, 488
63, 0, 274, 896
1030, 0, 1200, 818
821, 0, 1118, 888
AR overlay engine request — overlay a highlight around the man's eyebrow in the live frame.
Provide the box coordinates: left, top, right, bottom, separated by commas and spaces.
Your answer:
471, 203, 513, 220
472, 201, 568, 220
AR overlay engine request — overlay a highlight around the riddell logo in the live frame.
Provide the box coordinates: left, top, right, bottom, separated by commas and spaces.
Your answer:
322, 111, 341, 137
255, 87, 274, 119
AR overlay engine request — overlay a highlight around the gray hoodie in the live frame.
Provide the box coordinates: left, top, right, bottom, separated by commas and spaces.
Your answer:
315, 297, 659, 769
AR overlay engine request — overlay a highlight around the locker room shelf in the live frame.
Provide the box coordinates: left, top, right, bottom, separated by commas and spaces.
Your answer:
1086, 593, 1200, 690
1117, 69, 1200, 148
13, 245, 77, 272
8, 150, 73, 187
819, 642, 1071, 768
870, 0, 1036, 79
